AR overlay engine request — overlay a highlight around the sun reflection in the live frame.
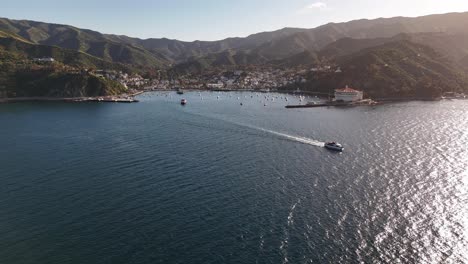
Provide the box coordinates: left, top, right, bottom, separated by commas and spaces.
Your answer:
452, 116, 468, 262
457, 167, 468, 262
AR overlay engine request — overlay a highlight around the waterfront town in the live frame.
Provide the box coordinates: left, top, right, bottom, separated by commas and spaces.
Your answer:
7, 58, 464, 105
27, 57, 336, 92
2, 57, 373, 104
94, 66, 322, 91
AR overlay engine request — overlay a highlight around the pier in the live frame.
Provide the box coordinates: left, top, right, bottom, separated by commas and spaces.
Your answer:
285, 104, 330, 108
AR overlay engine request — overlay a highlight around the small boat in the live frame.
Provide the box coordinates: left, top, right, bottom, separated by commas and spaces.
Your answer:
180, 99, 187, 105
176, 89, 184, 95
324, 142, 344, 152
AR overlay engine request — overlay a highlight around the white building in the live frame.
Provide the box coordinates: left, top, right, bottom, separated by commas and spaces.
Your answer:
207, 83, 224, 89
33, 57, 55, 63
334, 85, 363, 102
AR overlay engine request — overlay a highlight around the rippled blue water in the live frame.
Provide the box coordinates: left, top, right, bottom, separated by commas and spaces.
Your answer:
0, 92, 467, 263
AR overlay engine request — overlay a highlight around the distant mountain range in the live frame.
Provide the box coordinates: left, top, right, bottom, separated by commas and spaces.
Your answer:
2, 12, 468, 68
1, 11, 468, 98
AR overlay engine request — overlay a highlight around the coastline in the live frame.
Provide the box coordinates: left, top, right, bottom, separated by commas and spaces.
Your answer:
145, 88, 455, 101
1, 89, 463, 105
0, 90, 146, 104
0, 95, 139, 104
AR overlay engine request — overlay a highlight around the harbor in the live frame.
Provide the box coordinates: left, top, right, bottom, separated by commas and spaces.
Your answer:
139, 86, 383, 109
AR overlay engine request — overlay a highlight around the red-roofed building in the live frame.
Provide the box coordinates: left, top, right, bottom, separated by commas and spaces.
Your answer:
334, 85, 363, 102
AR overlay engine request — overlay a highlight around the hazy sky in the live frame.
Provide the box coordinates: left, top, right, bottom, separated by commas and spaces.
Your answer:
2, 0, 468, 41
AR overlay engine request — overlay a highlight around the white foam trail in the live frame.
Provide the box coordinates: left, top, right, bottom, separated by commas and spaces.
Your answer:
185, 111, 325, 147
242, 123, 325, 147
264, 129, 325, 147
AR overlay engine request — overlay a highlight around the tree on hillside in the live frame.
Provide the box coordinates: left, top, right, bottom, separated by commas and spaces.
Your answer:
415, 76, 443, 98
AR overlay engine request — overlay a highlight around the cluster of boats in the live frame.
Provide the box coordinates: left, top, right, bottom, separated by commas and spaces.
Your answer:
174, 90, 344, 152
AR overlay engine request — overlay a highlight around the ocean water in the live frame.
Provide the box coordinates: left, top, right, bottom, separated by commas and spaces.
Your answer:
0, 92, 467, 264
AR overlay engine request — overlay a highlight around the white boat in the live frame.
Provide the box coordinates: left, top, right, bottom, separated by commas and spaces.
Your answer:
324, 142, 344, 152
180, 99, 187, 105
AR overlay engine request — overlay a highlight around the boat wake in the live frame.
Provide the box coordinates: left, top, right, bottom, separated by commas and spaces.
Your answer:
258, 128, 325, 147
240, 124, 325, 147
178, 110, 325, 147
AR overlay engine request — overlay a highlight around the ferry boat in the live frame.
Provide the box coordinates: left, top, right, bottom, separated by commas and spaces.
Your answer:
324, 142, 344, 152
180, 99, 187, 105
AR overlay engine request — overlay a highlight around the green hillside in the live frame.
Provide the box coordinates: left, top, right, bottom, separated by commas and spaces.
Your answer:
0, 32, 128, 98
3, 12, 468, 70
0, 58, 127, 98
0, 18, 169, 68
170, 50, 269, 75
298, 40, 468, 98
12, 69, 126, 97
0, 32, 131, 71
401, 33, 468, 69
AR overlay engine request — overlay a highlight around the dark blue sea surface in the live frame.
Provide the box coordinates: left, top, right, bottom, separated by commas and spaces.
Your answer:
0, 92, 467, 263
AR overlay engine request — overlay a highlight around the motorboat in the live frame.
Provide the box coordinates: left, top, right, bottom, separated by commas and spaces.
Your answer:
180, 99, 187, 105
324, 142, 344, 152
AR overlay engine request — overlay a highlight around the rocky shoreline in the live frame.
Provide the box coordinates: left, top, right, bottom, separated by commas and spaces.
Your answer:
0, 94, 141, 104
